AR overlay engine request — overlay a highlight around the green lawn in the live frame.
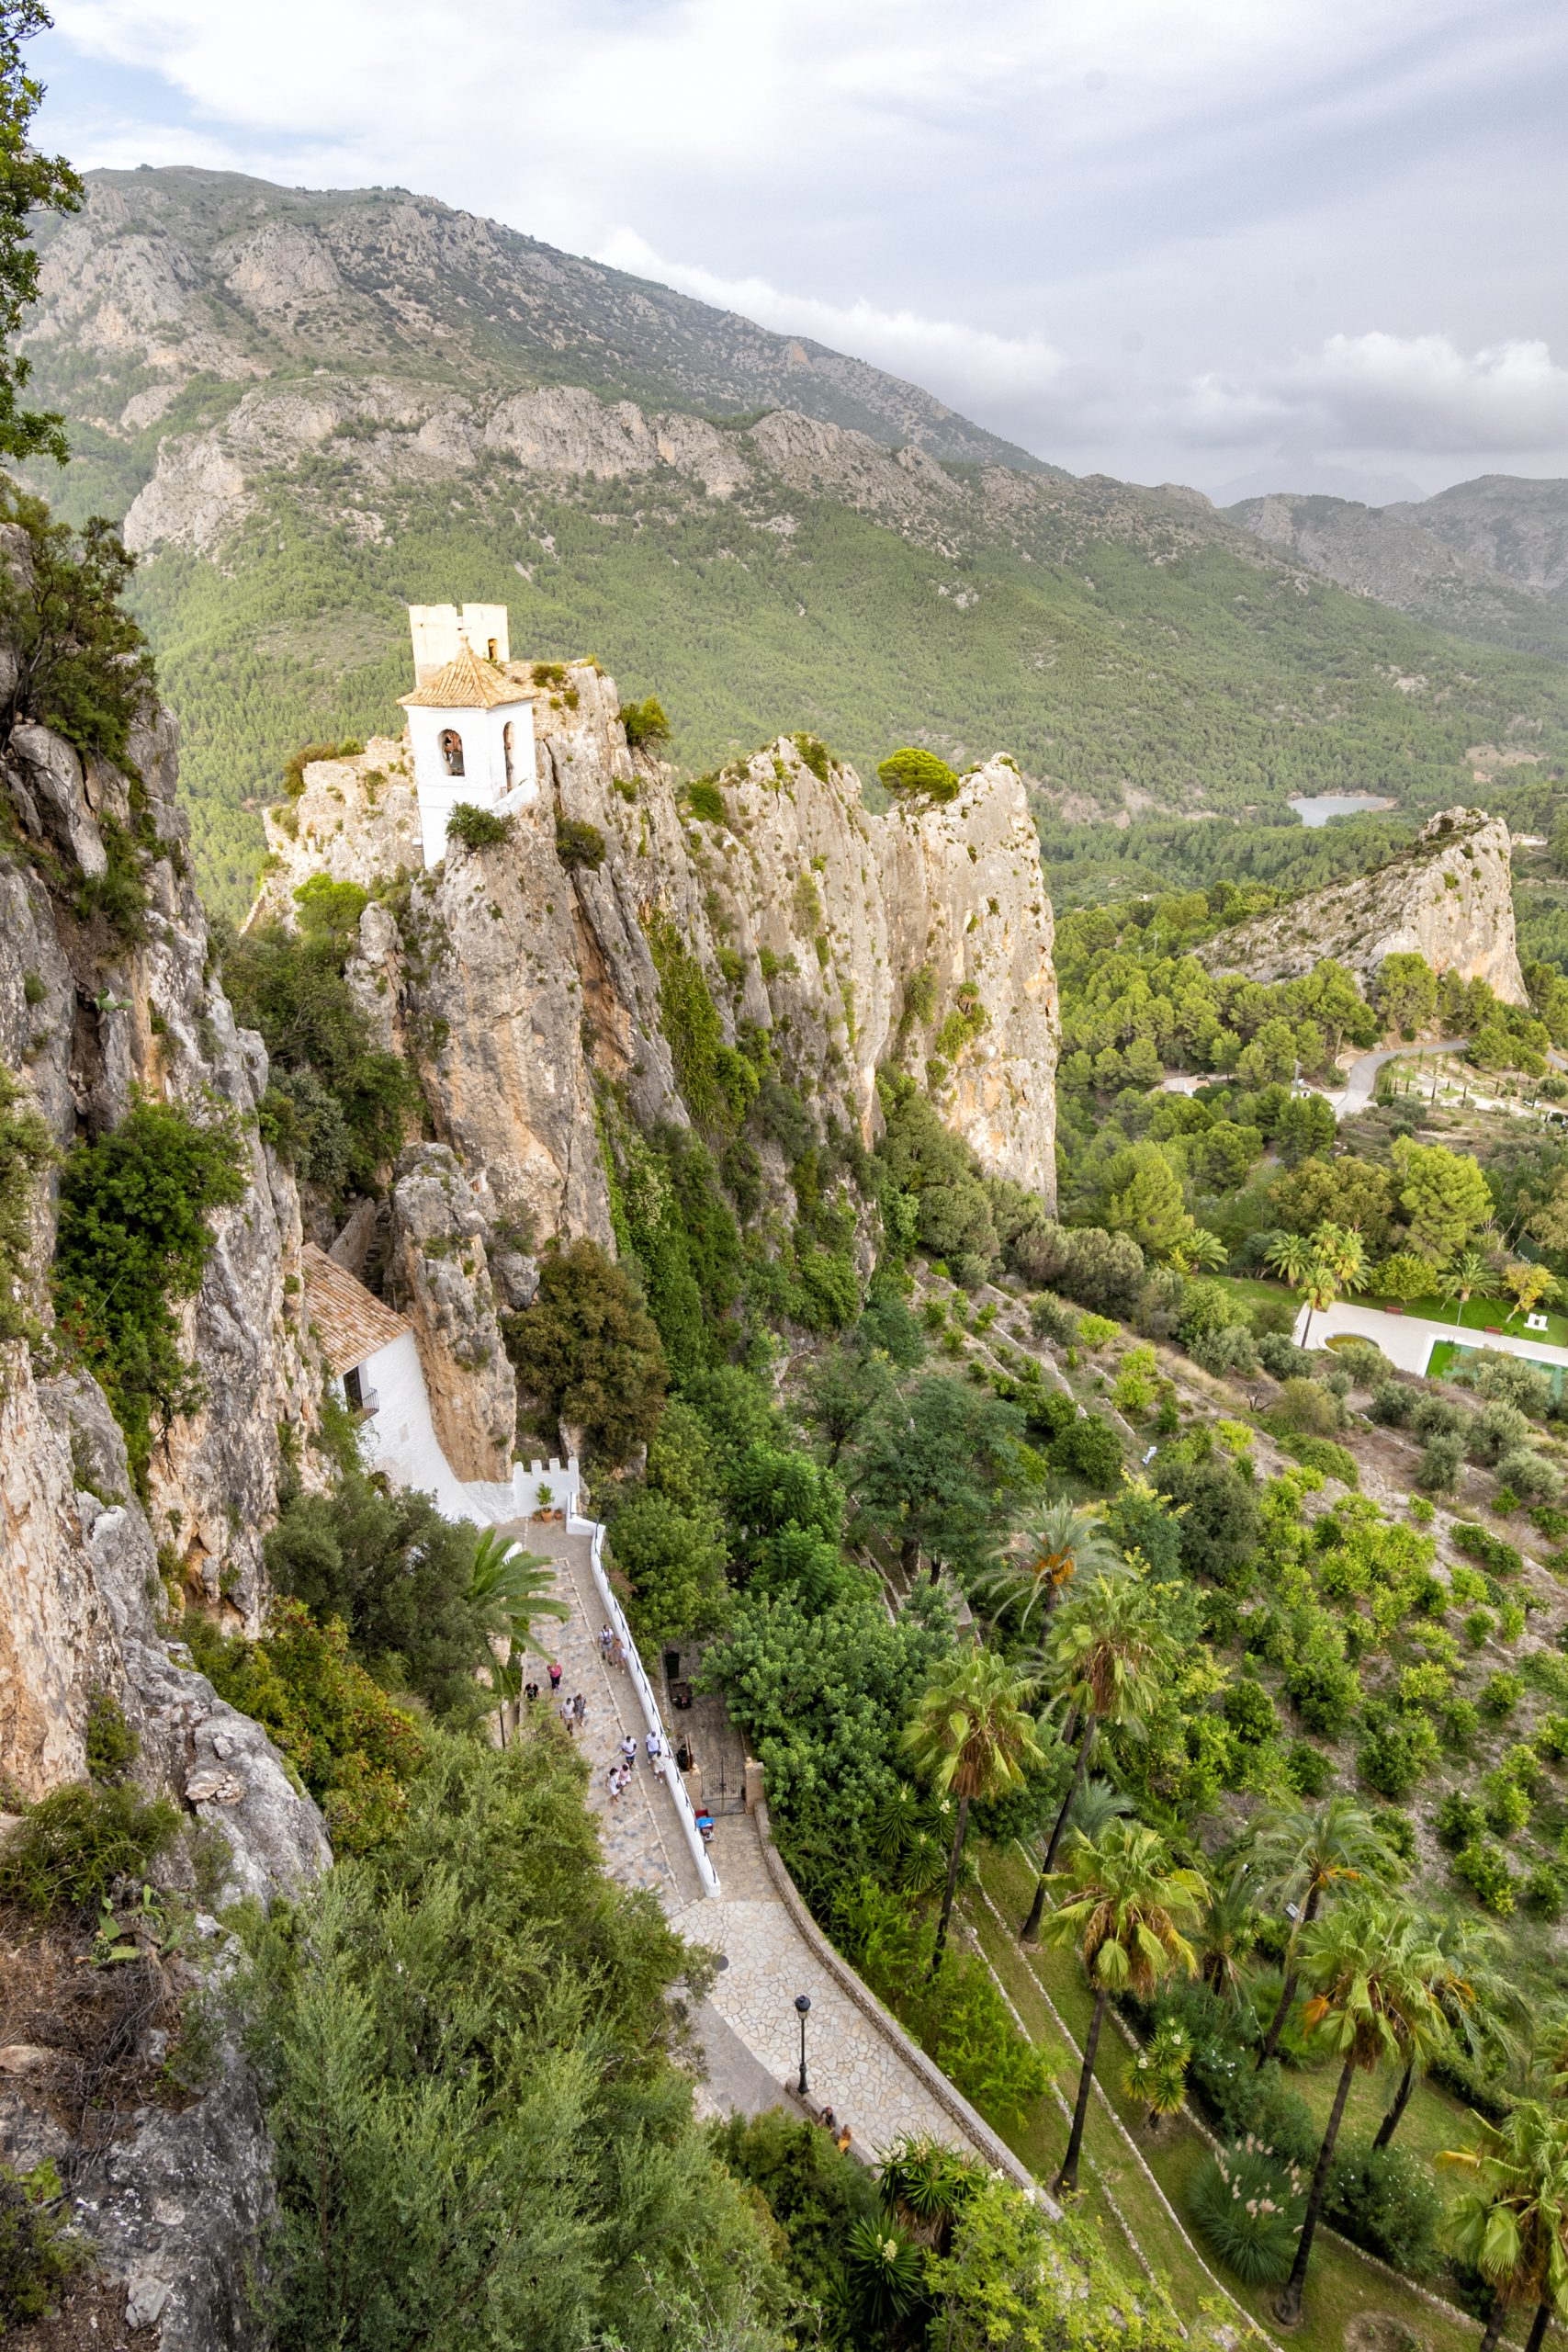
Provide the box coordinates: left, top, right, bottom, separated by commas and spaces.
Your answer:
1212, 1273, 1300, 1321
975, 1846, 1510, 2352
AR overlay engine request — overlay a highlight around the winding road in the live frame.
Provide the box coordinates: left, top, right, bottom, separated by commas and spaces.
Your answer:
1330, 1037, 1469, 1118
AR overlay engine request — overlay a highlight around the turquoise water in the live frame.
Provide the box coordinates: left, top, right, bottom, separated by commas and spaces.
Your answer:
1289, 793, 1399, 827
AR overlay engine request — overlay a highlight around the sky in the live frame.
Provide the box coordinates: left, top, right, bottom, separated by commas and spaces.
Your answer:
32, 0, 1568, 500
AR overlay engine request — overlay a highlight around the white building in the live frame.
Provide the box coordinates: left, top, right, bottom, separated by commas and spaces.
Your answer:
302, 1243, 473, 1521
399, 606, 542, 869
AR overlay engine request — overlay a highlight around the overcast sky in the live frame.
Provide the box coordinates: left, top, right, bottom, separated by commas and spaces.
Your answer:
34, 0, 1568, 500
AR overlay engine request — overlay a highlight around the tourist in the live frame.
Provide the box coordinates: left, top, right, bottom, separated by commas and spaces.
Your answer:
609, 1634, 626, 1672
619, 1735, 638, 1771
606, 1765, 622, 1803
818, 2107, 836, 2133
599, 1625, 613, 1659
523, 1680, 539, 1706
558, 1697, 574, 1735
572, 1691, 587, 1725
835, 2124, 852, 2157
645, 1729, 662, 1764
547, 1659, 563, 1694
651, 1749, 667, 1784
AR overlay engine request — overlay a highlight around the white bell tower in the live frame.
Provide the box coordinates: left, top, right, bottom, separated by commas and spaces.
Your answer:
399, 609, 540, 867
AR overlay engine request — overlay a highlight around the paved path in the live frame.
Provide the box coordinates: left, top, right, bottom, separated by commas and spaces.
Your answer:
508, 1521, 992, 2164
669, 1813, 986, 2162
1330, 1036, 1468, 1118
500, 1517, 702, 1907
1303, 1296, 1568, 1380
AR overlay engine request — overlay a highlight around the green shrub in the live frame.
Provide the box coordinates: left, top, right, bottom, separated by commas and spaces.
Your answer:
84, 1688, 139, 1784
51, 1100, 248, 1493
1324, 2134, 1441, 2278
0, 1781, 178, 1915
1437, 1791, 1486, 1850
791, 733, 832, 783
1482, 1670, 1524, 1718
282, 740, 363, 798
1189, 2141, 1304, 2288
1417, 1432, 1467, 1492
1524, 1864, 1565, 1919
619, 695, 670, 750
1277, 1434, 1359, 1487
683, 776, 728, 824
1282, 1645, 1360, 1737
0, 2159, 87, 2329
186, 1598, 425, 1853
1451, 1839, 1515, 1915
1452, 1523, 1524, 1577
1481, 1771, 1530, 1837
445, 801, 512, 849
1223, 1679, 1278, 1745
877, 746, 961, 803
1357, 1703, 1438, 1800
554, 814, 606, 869
1284, 1740, 1335, 1797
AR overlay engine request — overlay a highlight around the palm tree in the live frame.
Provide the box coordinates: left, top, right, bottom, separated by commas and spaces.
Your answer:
1265, 1229, 1315, 1288
904, 1648, 1043, 1970
1197, 1864, 1258, 2006
1311, 1221, 1370, 1295
975, 1498, 1126, 1634
1019, 1577, 1179, 1943
467, 1529, 568, 1656
466, 1530, 568, 1741
1375, 1912, 1521, 2151
1440, 1247, 1491, 1328
1169, 1227, 1228, 1275
1040, 1819, 1203, 2195
1443, 2101, 1568, 2352
1247, 1793, 1397, 2067
1273, 1894, 1442, 2326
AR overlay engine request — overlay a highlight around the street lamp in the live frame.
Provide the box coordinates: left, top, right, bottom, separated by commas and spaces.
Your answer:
794, 1994, 811, 2097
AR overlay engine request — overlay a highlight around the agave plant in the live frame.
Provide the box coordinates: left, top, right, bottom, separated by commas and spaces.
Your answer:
844, 2216, 928, 2330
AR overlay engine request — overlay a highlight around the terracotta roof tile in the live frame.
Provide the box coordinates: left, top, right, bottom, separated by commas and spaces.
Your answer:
302, 1244, 411, 1374
399, 644, 537, 711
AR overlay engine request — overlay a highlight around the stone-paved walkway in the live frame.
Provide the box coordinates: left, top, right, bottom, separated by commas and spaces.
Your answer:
501, 1519, 989, 2165
498, 1518, 703, 1908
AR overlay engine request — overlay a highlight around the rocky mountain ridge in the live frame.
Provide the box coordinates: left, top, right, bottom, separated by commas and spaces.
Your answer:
1227, 476, 1568, 659
1200, 805, 1528, 1002
24, 167, 1046, 477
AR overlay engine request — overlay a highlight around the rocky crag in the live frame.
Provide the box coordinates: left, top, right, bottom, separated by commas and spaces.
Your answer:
251, 661, 1058, 1353
0, 529, 329, 2343
1200, 807, 1528, 1003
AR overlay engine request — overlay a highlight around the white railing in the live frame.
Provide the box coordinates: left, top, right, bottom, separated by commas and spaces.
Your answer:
570, 1506, 721, 1899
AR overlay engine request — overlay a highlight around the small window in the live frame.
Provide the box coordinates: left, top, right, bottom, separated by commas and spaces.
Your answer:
439, 728, 465, 777
486, 638, 499, 662
344, 1364, 364, 1409
503, 719, 516, 788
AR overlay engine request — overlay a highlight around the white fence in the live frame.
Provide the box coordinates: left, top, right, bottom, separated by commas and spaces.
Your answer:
570, 1508, 721, 1899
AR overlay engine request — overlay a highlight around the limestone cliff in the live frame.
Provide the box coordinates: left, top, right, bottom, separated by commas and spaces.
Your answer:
250, 663, 1059, 1246
0, 568, 329, 2342
1200, 808, 1527, 1006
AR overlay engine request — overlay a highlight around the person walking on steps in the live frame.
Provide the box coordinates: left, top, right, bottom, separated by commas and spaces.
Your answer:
547, 1660, 563, 1696
599, 1626, 613, 1661
572, 1691, 587, 1727
620, 1735, 638, 1772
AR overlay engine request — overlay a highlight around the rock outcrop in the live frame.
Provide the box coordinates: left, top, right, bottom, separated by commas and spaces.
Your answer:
1201, 807, 1528, 1005
386, 1145, 518, 1480
251, 662, 1059, 1242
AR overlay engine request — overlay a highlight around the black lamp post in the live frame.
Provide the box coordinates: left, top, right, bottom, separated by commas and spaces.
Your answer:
794, 1994, 811, 2097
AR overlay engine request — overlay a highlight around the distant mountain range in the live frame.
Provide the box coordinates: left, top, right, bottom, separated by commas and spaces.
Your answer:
20, 168, 1568, 912
1226, 476, 1568, 659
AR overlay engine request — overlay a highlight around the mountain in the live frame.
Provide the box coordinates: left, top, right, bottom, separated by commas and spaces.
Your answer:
1226, 475, 1568, 661
22, 168, 1568, 915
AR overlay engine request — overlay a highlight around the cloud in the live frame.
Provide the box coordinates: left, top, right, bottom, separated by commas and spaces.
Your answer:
596, 230, 1081, 418
1184, 332, 1568, 456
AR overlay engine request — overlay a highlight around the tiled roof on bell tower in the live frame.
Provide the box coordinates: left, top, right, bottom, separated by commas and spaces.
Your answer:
399, 643, 538, 711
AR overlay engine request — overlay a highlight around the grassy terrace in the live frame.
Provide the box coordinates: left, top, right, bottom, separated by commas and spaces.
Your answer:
969, 1844, 1507, 2352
